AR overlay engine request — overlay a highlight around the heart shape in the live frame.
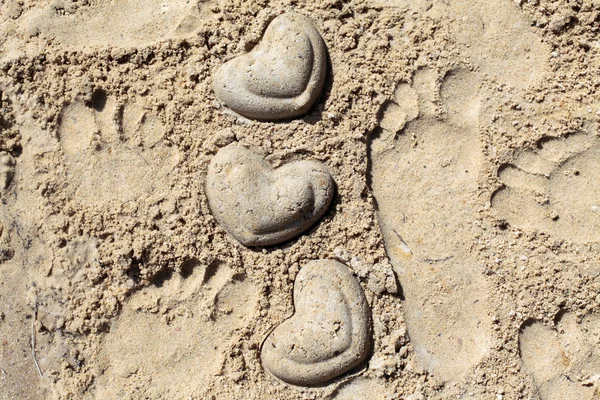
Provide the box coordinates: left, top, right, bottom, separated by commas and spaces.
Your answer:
206, 144, 334, 246
212, 12, 327, 120
261, 260, 372, 386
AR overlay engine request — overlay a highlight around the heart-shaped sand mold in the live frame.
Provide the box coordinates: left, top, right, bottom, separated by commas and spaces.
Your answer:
212, 12, 327, 120
261, 260, 372, 386
206, 144, 334, 246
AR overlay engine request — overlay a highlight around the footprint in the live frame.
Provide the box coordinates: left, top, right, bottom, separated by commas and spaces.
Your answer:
491, 133, 600, 243
368, 68, 491, 381
261, 260, 372, 386
519, 311, 600, 400
443, 0, 549, 89
374, 0, 548, 89
9, 0, 204, 56
206, 144, 334, 246
57, 91, 178, 208
94, 260, 259, 398
213, 12, 327, 120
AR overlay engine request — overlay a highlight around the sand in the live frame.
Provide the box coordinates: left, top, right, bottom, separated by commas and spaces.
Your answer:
0, 0, 599, 399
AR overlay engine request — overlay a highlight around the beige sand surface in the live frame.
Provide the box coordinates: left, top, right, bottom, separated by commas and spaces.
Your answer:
0, 0, 599, 399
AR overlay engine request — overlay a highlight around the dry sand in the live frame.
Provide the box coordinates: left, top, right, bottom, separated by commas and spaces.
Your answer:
1, 0, 599, 399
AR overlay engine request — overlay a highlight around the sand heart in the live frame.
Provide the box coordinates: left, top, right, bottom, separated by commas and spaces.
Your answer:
261, 260, 372, 386
212, 12, 327, 120
206, 144, 334, 246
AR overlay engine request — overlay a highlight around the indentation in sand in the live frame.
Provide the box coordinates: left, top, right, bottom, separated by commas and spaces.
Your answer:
95, 261, 258, 398
15, 0, 204, 53
373, 0, 549, 88
57, 92, 179, 208
519, 311, 600, 400
369, 68, 491, 381
492, 133, 600, 243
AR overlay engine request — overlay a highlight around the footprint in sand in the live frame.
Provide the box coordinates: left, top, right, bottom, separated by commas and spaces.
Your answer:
57, 90, 178, 208
8, 0, 204, 56
519, 311, 600, 400
491, 133, 600, 243
368, 68, 491, 381
373, 0, 548, 90
94, 260, 258, 398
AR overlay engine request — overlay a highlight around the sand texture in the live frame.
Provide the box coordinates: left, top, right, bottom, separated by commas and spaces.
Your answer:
0, 0, 600, 399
